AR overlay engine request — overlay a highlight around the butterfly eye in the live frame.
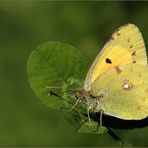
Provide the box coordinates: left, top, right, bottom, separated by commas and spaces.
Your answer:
105, 58, 112, 64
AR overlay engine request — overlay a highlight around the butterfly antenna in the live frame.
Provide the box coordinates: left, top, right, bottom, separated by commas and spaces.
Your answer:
46, 85, 75, 106
70, 97, 81, 111
46, 84, 82, 111
47, 91, 61, 97
46, 85, 73, 96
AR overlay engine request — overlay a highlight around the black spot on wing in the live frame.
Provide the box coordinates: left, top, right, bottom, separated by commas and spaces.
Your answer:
133, 60, 136, 63
131, 51, 136, 56
105, 58, 112, 64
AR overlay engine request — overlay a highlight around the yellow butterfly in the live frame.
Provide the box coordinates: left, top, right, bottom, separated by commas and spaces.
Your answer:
76, 23, 148, 123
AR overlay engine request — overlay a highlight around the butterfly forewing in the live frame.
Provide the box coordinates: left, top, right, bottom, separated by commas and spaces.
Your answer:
84, 24, 147, 90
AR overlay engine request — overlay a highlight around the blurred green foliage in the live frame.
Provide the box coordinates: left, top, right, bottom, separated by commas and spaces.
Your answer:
1, 1, 148, 146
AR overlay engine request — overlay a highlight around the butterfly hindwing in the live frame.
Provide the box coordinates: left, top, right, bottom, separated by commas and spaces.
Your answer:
84, 24, 147, 90
91, 64, 148, 120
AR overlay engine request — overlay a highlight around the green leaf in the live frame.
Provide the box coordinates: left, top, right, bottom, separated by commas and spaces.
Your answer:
27, 41, 110, 135
27, 41, 90, 109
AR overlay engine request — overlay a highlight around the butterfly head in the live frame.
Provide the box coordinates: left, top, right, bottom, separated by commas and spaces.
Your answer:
71, 88, 100, 111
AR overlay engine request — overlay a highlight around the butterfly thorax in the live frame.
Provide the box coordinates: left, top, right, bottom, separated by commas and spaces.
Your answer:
74, 88, 104, 113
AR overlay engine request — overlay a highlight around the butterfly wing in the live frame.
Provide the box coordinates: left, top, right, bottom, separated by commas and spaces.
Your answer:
91, 64, 148, 120
84, 24, 147, 90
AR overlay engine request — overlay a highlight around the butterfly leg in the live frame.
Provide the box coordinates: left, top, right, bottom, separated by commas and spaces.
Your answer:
99, 109, 103, 127
87, 107, 91, 122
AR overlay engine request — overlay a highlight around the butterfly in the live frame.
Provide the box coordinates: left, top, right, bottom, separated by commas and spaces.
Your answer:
75, 23, 148, 124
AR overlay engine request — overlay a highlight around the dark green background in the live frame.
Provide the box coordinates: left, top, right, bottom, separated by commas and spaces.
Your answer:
1, 1, 148, 146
